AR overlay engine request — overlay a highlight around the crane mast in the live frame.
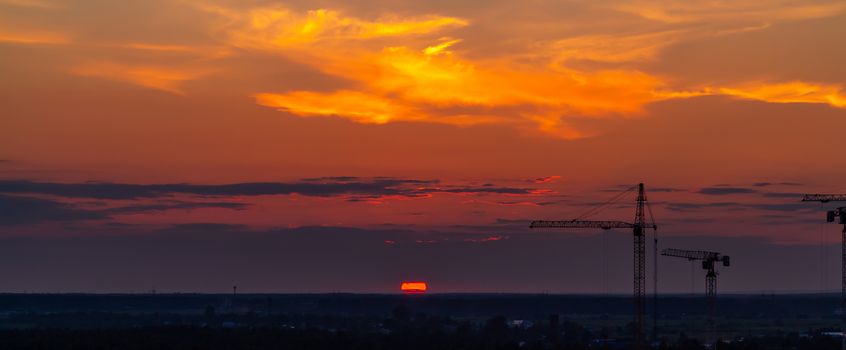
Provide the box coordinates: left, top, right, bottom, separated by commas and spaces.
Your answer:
802, 194, 846, 350
530, 183, 657, 346
633, 183, 647, 345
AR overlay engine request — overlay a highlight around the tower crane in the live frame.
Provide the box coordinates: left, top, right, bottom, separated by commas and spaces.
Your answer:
802, 194, 846, 350
662, 248, 730, 348
660, 249, 730, 304
530, 183, 657, 345
802, 194, 846, 298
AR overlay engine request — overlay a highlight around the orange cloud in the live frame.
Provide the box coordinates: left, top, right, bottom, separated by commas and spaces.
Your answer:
71, 62, 211, 94
534, 176, 561, 184
195, 2, 846, 138
719, 82, 846, 108
256, 90, 407, 124
253, 35, 667, 138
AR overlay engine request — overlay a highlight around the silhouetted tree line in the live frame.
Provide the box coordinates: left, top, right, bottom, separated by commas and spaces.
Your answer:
0, 305, 842, 350
0, 325, 840, 350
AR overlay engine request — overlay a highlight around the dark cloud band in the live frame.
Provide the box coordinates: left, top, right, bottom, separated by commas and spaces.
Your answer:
0, 178, 536, 200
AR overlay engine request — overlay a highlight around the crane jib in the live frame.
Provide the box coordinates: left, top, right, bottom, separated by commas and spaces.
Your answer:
528, 221, 657, 231
802, 194, 846, 202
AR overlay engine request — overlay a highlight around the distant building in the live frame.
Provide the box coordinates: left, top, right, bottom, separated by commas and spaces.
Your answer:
509, 320, 533, 329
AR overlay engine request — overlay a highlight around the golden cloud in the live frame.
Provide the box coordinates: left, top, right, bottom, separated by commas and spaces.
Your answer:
720, 82, 846, 108
210, 4, 468, 51
196, 2, 846, 138
203, 5, 671, 138
257, 90, 407, 124
255, 37, 670, 139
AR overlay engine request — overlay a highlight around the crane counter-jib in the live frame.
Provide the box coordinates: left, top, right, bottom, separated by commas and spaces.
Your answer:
802, 194, 846, 202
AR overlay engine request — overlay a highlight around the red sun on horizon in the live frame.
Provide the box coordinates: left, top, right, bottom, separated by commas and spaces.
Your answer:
401, 281, 427, 294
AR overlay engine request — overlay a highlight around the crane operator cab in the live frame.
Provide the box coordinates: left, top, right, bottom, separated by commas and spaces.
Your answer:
702, 256, 730, 270
827, 208, 846, 224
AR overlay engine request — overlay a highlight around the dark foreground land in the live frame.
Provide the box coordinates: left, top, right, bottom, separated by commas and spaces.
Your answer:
0, 293, 842, 349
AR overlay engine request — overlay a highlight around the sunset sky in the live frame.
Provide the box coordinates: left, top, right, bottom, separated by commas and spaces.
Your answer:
1, 0, 846, 293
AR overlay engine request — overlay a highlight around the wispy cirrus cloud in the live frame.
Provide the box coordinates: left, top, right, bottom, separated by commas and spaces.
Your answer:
214, 6, 468, 47
70, 62, 213, 94
719, 81, 846, 108
611, 0, 846, 24
0, 29, 69, 45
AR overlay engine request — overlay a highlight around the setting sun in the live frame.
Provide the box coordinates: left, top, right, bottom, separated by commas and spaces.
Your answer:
400, 282, 428, 294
